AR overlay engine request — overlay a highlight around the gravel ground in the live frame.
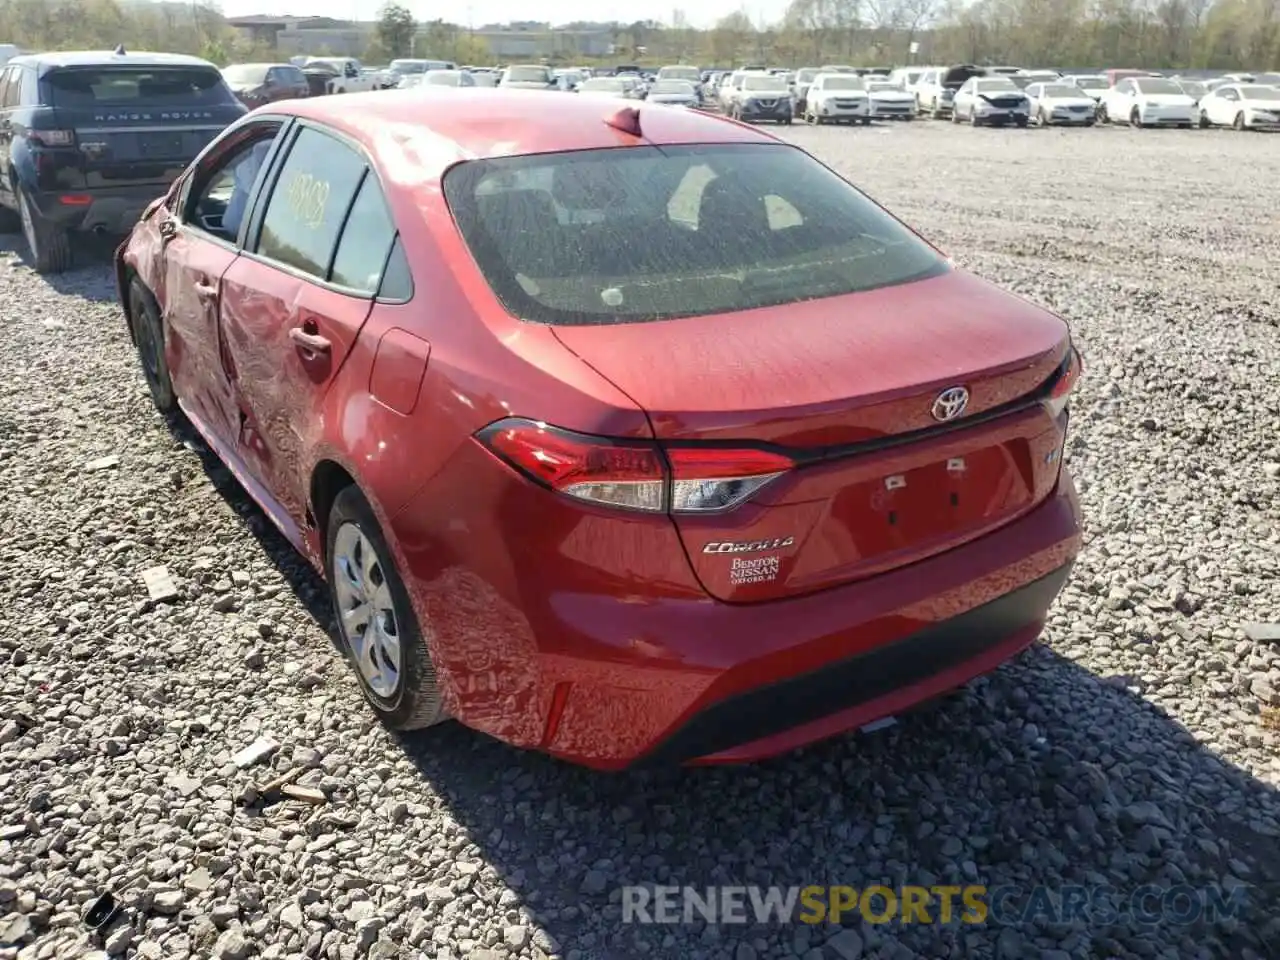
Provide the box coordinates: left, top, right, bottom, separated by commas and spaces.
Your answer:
1, 121, 1279, 960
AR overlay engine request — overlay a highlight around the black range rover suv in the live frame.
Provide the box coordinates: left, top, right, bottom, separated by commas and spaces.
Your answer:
0, 50, 245, 273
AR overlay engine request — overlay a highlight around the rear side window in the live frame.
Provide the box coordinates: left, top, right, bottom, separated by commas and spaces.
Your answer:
256, 126, 367, 280
44, 66, 236, 106
443, 143, 947, 326
330, 173, 397, 293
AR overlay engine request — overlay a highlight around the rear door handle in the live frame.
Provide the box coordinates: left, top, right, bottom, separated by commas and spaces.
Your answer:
193, 280, 218, 300
289, 327, 331, 354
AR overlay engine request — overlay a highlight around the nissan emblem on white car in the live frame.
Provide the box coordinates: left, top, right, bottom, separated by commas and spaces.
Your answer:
931, 386, 970, 422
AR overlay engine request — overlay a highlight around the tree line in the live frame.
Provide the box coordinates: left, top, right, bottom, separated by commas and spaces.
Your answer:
0, 0, 1276, 70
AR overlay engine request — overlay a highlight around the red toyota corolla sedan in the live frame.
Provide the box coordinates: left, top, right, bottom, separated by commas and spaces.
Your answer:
116, 88, 1082, 770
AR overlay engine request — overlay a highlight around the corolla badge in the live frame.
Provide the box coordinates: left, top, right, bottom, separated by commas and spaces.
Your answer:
702, 537, 795, 555
931, 386, 970, 422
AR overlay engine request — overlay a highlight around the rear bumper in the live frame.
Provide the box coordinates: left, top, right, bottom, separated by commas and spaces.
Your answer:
640, 561, 1071, 766
29, 184, 167, 234
395, 441, 1082, 769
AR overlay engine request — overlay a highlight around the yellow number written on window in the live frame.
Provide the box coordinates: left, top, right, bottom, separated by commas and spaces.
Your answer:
284, 173, 330, 230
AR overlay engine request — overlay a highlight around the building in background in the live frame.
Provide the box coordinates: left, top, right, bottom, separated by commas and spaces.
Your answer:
228, 14, 613, 60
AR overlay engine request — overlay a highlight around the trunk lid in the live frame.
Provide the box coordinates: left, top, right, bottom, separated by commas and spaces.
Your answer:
552, 269, 1072, 602
45, 64, 242, 190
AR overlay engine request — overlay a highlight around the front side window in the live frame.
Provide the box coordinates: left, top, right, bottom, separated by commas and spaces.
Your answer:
443, 143, 947, 326
255, 126, 367, 279
186, 124, 283, 242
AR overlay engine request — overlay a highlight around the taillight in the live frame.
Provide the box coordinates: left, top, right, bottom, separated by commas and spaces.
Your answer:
1042, 345, 1082, 419
27, 129, 75, 147
664, 446, 793, 512
477, 419, 793, 514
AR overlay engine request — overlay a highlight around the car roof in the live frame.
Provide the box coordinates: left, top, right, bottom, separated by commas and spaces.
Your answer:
14, 50, 217, 73
274, 87, 773, 175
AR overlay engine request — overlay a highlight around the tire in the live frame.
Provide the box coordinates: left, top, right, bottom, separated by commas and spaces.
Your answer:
1130, 107, 1142, 128
1036, 108, 1047, 127
931, 99, 942, 119
1097, 104, 1109, 124
951, 106, 960, 123
0, 196, 19, 234
127, 278, 177, 415
1014, 117, 1028, 128
970, 109, 980, 127
1234, 112, 1246, 131
326, 485, 445, 731
17, 187, 71, 274
1199, 110, 1209, 128
860, 117, 871, 125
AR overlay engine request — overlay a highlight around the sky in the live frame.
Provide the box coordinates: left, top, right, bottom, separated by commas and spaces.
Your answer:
216, 0, 790, 30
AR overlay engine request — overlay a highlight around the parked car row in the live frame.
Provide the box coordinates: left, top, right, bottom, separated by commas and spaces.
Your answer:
700, 60, 1280, 132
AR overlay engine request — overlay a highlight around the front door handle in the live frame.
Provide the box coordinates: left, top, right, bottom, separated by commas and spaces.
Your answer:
193, 280, 218, 300
289, 326, 331, 354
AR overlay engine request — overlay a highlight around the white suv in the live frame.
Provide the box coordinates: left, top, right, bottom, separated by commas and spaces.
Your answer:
804, 73, 870, 124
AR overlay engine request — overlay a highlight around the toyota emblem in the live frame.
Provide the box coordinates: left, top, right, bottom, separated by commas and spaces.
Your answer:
931, 386, 970, 422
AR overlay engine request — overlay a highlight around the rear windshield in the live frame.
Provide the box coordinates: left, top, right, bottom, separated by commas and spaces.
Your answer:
651, 80, 695, 95
45, 66, 232, 105
443, 143, 948, 326
659, 66, 700, 81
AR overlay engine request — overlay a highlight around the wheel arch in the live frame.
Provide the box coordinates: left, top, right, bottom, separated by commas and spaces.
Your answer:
310, 458, 358, 556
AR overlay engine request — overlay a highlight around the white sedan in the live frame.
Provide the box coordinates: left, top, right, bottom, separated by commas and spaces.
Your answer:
1098, 77, 1196, 128
863, 80, 915, 120
1198, 83, 1280, 130
951, 77, 1031, 126
1024, 82, 1097, 125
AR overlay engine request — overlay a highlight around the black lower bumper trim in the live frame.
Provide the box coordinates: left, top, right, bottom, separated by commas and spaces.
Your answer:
635, 562, 1074, 766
